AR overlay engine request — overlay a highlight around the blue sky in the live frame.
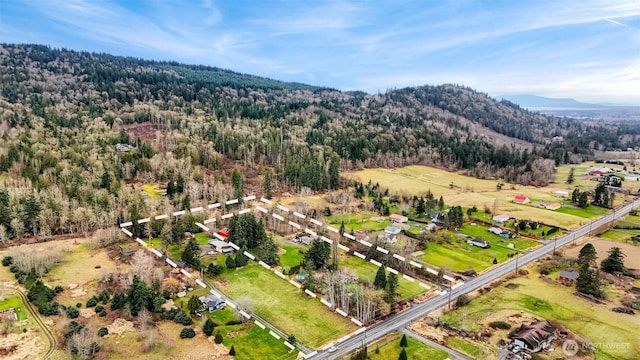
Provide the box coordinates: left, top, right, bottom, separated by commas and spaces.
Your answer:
1, 0, 639, 104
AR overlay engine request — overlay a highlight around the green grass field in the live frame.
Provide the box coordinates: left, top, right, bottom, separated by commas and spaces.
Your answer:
441, 269, 640, 360
0, 295, 27, 320
445, 337, 487, 358
214, 262, 357, 348
203, 307, 297, 360
368, 334, 449, 360
279, 244, 305, 269
340, 254, 429, 299
327, 213, 391, 232
141, 183, 164, 197
460, 225, 541, 250
194, 232, 209, 245
555, 203, 610, 218
421, 237, 523, 273
599, 229, 640, 243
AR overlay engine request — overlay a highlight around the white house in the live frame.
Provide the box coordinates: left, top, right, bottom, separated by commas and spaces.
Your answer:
389, 214, 408, 223
492, 214, 510, 224
208, 239, 235, 254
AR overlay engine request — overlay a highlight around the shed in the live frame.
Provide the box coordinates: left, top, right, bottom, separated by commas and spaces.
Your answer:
558, 270, 579, 285
545, 202, 561, 210
555, 191, 568, 198
492, 214, 510, 224
513, 195, 530, 204
389, 214, 408, 223
0, 308, 17, 321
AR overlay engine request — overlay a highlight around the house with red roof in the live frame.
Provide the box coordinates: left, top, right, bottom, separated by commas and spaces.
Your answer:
513, 195, 530, 204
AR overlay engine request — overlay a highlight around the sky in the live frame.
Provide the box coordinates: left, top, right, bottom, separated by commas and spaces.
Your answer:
1, 0, 639, 104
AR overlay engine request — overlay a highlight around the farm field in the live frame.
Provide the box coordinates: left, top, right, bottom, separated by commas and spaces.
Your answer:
366, 333, 449, 360
347, 165, 605, 230
419, 240, 512, 273
214, 261, 357, 348
562, 237, 640, 269
460, 224, 541, 250
440, 266, 640, 360
339, 254, 430, 299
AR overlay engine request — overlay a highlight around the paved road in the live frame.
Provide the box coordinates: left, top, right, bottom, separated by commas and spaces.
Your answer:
311, 199, 640, 359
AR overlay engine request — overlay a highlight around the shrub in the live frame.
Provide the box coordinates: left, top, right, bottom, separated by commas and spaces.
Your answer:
98, 327, 109, 337
86, 296, 99, 308
76, 302, 82, 308
203, 319, 216, 336
54, 285, 64, 294
229, 345, 236, 356
173, 311, 193, 326
99, 310, 107, 317
9, 265, 19, 273
214, 332, 223, 344
95, 305, 104, 313
66, 306, 80, 319
179, 328, 196, 339
456, 294, 470, 307
1, 256, 12, 266
161, 308, 179, 321
226, 319, 242, 326
99, 290, 110, 304
489, 321, 511, 330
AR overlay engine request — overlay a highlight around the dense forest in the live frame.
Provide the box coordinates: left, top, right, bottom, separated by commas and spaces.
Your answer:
0, 43, 639, 241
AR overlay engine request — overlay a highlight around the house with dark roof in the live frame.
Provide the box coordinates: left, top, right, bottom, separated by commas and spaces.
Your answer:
384, 225, 402, 243
558, 270, 579, 285
512, 320, 556, 353
199, 295, 226, 312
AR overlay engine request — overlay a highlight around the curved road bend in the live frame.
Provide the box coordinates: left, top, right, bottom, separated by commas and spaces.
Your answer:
312, 199, 640, 359
15, 289, 57, 359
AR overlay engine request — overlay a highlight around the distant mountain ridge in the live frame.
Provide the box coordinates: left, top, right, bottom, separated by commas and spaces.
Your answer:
499, 94, 604, 109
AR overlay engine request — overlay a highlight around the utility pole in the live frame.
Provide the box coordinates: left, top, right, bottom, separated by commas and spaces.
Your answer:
514, 252, 519, 277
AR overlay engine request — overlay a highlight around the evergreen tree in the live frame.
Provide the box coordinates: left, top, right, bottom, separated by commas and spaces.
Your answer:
416, 197, 426, 216
374, 266, 387, 290
166, 179, 175, 198
111, 292, 126, 310
385, 273, 399, 303
566, 167, 575, 184
176, 173, 185, 193
437, 196, 445, 211
398, 348, 408, 360
203, 318, 216, 336
187, 295, 201, 314
229, 345, 236, 356
226, 255, 236, 269
263, 170, 273, 199
303, 239, 331, 270
399, 334, 408, 347
571, 188, 580, 203
214, 332, 223, 344
578, 192, 589, 208
576, 262, 603, 298
329, 155, 340, 190
578, 243, 597, 267
231, 168, 244, 200
601, 247, 625, 273
235, 248, 249, 267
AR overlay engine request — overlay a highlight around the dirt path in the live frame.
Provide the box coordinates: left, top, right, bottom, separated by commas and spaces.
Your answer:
15, 289, 56, 359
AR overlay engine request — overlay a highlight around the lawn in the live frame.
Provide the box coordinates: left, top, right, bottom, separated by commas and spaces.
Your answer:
340, 254, 429, 299
367, 333, 449, 360
327, 213, 390, 232
214, 262, 357, 348
194, 232, 210, 245
202, 307, 297, 360
599, 229, 640, 243
555, 203, 610, 218
441, 268, 640, 360
460, 224, 541, 250
144, 237, 163, 248
141, 183, 164, 197
420, 238, 519, 273
445, 337, 487, 358
0, 295, 27, 320
279, 244, 305, 269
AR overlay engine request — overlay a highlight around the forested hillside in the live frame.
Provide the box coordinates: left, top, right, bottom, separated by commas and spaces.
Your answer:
0, 44, 638, 242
